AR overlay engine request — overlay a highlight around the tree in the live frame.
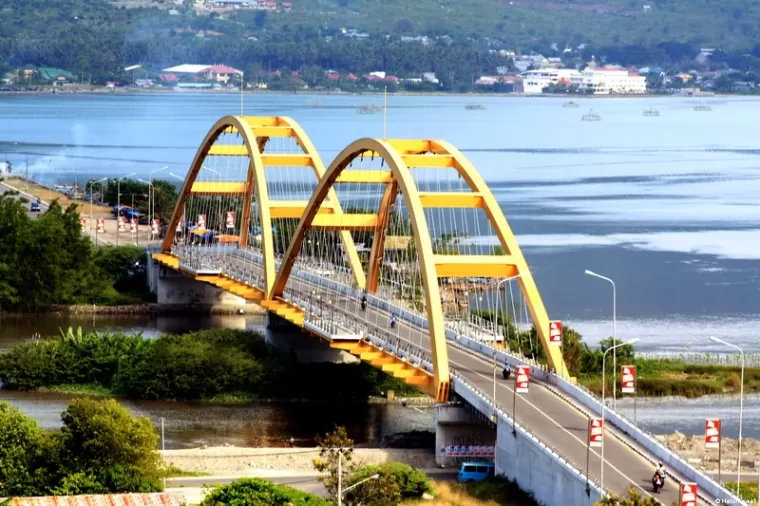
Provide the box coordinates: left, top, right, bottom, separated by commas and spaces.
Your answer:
200, 478, 330, 506
56, 398, 164, 493
345, 462, 432, 506
0, 402, 45, 496
312, 426, 355, 500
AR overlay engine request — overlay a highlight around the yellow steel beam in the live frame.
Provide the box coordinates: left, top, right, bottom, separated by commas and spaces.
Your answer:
402, 154, 456, 168
434, 255, 518, 278
386, 140, 448, 154
418, 192, 484, 208
190, 181, 247, 194
311, 214, 378, 231
269, 201, 335, 219
243, 116, 284, 128
335, 171, 393, 184
208, 144, 248, 156
252, 126, 295, 137
261, 154, 313, 166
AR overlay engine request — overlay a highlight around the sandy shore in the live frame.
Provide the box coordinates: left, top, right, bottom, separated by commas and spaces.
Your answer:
162, 446, 436, 475
657, 432, 760, 472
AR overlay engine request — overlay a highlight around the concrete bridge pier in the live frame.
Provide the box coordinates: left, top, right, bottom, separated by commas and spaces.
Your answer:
264, 313, 359, 364
434, 404, 497, 468
153, 264, 259, 313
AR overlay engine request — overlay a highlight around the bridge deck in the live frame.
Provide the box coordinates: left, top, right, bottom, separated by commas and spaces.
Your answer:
155, 248, 715, 505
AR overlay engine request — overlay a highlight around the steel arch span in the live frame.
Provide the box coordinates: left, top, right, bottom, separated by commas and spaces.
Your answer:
162, 115, 366, 299
272, 138, 571, 402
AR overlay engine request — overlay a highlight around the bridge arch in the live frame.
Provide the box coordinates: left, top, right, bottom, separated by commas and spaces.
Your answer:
272, 138, 569, 400
162, 115, 366, 299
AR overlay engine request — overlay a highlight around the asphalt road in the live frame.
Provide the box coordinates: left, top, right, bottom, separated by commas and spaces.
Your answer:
0, 182, 47, 218
187, 249, 717, 505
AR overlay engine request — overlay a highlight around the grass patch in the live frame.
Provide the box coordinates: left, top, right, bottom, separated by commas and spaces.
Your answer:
416, 478, 539, 506
39, 383, 114, 397
579, 360, 760, 398
164, 465, 210, 478
724, 481, 758, 502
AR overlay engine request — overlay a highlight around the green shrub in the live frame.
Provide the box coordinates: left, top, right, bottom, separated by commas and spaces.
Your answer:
346, 462, 432, 506
200, 478, 331, 506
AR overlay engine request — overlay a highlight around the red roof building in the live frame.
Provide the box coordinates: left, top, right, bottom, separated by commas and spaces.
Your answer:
326, 72, 340, 80
346, 73, 358, 81
282, 1, 292, 9
158, 73, 178, 82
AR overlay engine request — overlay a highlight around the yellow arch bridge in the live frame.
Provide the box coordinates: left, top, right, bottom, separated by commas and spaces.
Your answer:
153, 115, 570, 402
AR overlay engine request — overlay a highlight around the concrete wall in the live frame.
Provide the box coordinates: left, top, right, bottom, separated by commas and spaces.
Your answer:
434, 405, 496, 467
156, 266, 249, 307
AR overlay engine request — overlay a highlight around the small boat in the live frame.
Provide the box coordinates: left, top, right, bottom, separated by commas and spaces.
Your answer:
357, 103, 382, 114
465, 104, 486, 110
694, 103, 712, 111
581, 109, 601, 121
643, 107, 660, 117
563, 101, 579, 108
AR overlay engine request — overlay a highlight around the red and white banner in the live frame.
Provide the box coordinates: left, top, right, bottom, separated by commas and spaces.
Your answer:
129, 218, 137, 233
515, 366, 530, 393
80, 219, 86, 231
97, 219, 105, 232
588, 418, 603, 447
226, 211, 236, 229
176, 218, 183, 232
621, 365, 636, 394
151, 219, 159, 234
197, 214, 206, 228
705, 419, 720, 449
549, 321, 562, 346
441, 445, 495, 457
679, 483, 697, 506
118, 216, 126, 231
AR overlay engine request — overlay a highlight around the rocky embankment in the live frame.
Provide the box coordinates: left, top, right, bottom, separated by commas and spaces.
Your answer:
657, 432, 760, 472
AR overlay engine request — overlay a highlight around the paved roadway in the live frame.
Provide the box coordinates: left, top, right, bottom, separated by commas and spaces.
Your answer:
186, 249, 717, 505
0, 182, 47, 218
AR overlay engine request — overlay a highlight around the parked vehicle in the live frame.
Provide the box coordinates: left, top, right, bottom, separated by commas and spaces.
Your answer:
457, 462, 495, 483
30, 201, 40, 212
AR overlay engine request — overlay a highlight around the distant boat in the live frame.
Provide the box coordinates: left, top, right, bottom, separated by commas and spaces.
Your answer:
357, 103, 382, 114
694, 103, 712, 111
563, 101, 580, 108
582, 109, 601, 121
465, 104, 486, 110
643, 107, 660, 117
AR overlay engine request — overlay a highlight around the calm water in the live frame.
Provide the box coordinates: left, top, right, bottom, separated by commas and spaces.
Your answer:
0, 314, 434, 449
1, 93, 760, 441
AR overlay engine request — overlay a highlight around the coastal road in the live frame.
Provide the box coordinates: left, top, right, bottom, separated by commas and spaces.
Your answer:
0, 181, 48, 218
182, 249, 719, 505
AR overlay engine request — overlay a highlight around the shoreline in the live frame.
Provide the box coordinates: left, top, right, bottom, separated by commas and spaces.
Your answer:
0, 303, 266, 317
0, 86, 732, 99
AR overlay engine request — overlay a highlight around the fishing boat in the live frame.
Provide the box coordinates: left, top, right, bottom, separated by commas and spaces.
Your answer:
581, 109, 601, 121
643, 107, 660, 117
465, 104, 486, 110
357, 103, 382, 114
694, 103, 712, 111
563, 101, 580, 108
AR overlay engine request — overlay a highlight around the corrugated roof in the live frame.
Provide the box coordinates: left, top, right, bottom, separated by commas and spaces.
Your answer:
162, 64, 213, 74
1, 493, 185, 506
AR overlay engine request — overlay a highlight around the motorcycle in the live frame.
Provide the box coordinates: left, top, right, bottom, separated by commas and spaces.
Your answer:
361, 300, 367, 311
502, 368, 511, 380
652, 473, 665, 493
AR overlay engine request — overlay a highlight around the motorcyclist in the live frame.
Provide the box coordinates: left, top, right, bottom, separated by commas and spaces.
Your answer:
361, 294, 367, 311
390, 315, 397, 329
652, 463, 666, 491
502, 362, 511, 380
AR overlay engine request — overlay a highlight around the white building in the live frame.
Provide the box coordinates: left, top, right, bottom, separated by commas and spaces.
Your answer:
519, 69, 581, 93
574, 68, 647, 94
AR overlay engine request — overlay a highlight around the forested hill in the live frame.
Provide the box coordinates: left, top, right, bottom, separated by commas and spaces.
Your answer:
2, 0, 760, 83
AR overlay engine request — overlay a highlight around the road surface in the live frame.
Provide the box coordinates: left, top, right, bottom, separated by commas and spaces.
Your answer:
0, 182, 47, 218
205, 249, 717, 505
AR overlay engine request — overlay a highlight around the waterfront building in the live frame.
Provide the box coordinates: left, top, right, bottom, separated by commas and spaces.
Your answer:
519, 69, 581, 93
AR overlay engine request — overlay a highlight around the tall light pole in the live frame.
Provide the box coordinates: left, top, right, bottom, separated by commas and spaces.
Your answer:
138, 179, 155, 240
585, 269, 617, 408
338, 465, 379, 506
201, 165, 221, 178
601, 337, 639, 492
89, 177, 107, 232
148, 166, 168, 231
710, 336, 745, 495
494, 272, 527, 349
117, 172, 136, 245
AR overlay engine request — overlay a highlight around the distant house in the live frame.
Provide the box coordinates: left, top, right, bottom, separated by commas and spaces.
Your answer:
326, 72, 340, 81
282, 1, 292, 10
37, 67, 77, 85
158, 73, 179, 83
162, 64, 242, 83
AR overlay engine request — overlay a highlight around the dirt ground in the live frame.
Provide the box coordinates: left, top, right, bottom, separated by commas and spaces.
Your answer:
162, 446, 437, 475
6, 176, 112, 215
656, 432, 760, 472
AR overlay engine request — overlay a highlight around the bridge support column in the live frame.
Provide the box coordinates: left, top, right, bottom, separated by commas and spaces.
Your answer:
155, 268, 262, 313
434, 404, 496, 467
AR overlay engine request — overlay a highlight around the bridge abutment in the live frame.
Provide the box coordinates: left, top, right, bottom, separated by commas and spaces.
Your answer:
434, 404, 497, 467
154, 264, 262, 313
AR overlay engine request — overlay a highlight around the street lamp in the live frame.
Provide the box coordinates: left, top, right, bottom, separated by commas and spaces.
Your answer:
710, 336, 745, 494
585, 269, 618, 408
201, 165, 220, 177
600, 337, 639, 491
338, 462, 379, 506
494, 272, 527, 349
138, 178, 156, 239
148, 166, 168, 231
117, 172, 136, 245
89, 177, 107, 232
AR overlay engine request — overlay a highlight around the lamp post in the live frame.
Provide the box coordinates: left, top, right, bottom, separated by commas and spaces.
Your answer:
601, 337, 639, 493
585, 269, 617, 408
494, 272, 527, 350
201, 165, 221, 177
336, 448, 378, 506
148, 166, 168, 232
710, 336, 745, 495
117, 172, 136, 245
89, 177, 107, 232
138, 179, 156, 240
